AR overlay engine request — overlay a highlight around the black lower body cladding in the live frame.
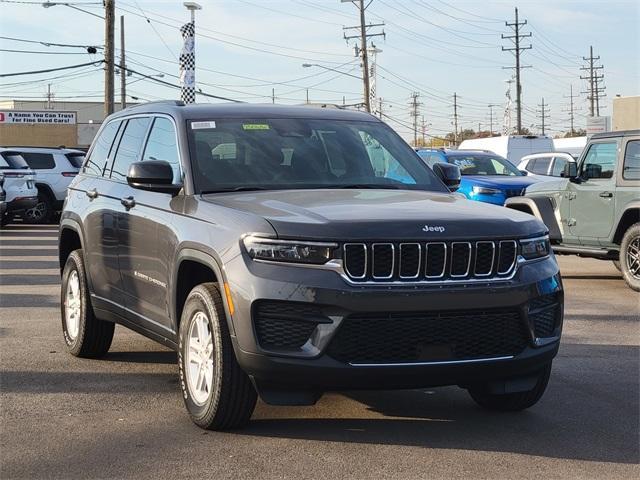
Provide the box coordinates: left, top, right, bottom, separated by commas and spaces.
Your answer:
225, 253, 563, 403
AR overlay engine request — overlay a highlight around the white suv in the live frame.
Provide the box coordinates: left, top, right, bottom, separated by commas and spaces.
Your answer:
0, 149, 38, 226
6, 147, 84, 223
517, 152, 576, 181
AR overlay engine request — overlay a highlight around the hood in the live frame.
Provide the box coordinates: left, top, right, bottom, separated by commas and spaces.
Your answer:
462, 175, 540, 189
201, 189, 546, 241
524, 178, 569, 194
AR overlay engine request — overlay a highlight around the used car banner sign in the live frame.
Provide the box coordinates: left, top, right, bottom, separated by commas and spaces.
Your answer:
0, 111, 76, 125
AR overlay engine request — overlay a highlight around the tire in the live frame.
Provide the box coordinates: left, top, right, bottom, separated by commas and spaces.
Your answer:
23, 192, 53, 224
612, 260, 621, 272
61, 249, 114, 357
178, 283, 257, 430
620, 222, 640, 292
468, 363, 552, 412
0, 212, 11, 227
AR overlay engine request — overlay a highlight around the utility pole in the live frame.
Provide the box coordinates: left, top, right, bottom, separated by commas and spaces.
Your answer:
342, 0, 385, 113
536, 97, 550, 135
563, 84, 579, 135
422, 115, 427, 145
409, 92, 421, 146
580, 45, 605, 117
488, 104, 498, 136
272, 88, 275, 104
120, 15, 126, 110
104, 0, 115, 117
306, 88, 309, 104
502, 7, 531, 135
453, 92, 459, 145
46, 84, 53, 109
378, 97, 383, 119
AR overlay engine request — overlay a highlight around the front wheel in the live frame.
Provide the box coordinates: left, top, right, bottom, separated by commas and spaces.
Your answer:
178, 283, 257, 430
468, 363, 552, 412
620, 222, 640, 291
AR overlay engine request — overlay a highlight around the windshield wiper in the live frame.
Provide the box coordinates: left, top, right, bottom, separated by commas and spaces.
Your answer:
325, 184, 402, 190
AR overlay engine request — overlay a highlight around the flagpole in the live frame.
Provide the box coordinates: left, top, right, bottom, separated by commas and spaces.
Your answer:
181, 2, 202, 104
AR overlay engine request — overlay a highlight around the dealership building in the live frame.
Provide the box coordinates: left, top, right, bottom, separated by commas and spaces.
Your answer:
0, 100, 135, 149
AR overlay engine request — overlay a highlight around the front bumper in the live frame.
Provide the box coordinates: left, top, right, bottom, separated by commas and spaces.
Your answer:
225, 252, 563, 397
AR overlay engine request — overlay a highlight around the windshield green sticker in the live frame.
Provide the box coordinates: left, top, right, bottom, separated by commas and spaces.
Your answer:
242, 124, 270, 130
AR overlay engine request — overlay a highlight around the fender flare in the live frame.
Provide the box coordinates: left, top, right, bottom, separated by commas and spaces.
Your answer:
172, 247, 235, 336
58, 217, 95, 292
505, 196, 563, 243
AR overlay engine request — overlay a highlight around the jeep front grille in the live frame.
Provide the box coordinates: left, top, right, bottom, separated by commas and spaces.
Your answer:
343, 240, 517, 282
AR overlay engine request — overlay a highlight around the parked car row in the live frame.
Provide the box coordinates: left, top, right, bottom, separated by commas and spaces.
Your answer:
0, 146, 83, 225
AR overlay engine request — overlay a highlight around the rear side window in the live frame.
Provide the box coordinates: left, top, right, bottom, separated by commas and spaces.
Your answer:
65, 153, 85, 169
110, 117, 151, 182
22, 152, 55, 170
142, 117, 180, 183
623, 140, 640, 180
530, 156, 551, 175
85, 121, 121, 176
0, 152, 29, 170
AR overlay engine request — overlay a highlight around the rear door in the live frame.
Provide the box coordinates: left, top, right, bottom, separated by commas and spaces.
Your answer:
568, 140, 618, 244
115, 115, 179, 333
74, 119, 127, 304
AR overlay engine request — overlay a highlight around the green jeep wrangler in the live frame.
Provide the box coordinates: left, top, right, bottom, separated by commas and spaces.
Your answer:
506, 130, 640, 291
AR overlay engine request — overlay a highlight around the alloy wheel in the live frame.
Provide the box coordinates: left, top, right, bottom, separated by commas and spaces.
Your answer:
24, 201, 46, 222
627, 236, 640, 280
65, 270, 81, 339
186, 311, 215, 406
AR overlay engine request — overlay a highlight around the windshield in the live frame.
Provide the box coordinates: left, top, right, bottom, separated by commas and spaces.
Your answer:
447, 154, 522, 176
0, 152, 29, 170
188, 118, 447, 193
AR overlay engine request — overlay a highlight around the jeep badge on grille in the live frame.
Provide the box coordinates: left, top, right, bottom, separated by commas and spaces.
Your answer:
422, 225, 445, 233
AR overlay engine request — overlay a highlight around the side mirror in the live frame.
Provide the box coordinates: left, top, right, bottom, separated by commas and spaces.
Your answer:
519, 170, 528, 176
562, 162, 578, 180
432, 163, 461, 192
127, 160, 182, 195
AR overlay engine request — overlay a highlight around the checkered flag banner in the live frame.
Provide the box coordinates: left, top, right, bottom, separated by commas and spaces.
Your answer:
179, 21, 196, 104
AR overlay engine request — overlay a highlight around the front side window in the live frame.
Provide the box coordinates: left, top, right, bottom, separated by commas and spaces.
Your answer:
188, 118, 445, 193
143, 117, 181, 183
85, 121, 121, 176
21, 152, 55, 170
551, 157, 568, 176
110, 117, 151, 182
623, 140, 640, 180
581, 142, 617, 179
447, 154, 521, 176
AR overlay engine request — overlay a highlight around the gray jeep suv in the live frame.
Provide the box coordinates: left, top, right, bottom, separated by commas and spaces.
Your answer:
59, 102, 563, 430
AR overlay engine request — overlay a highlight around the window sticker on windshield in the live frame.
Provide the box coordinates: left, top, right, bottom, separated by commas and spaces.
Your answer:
242, 124, 270, 130
453, 158, 475, 168
191, 121, 216, 129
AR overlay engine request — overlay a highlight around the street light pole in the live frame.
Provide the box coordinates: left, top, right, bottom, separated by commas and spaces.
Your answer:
120, 15, 126, 110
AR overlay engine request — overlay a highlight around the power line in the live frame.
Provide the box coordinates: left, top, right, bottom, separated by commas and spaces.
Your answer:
0, 35, 102, 50
0, 60, 104, 78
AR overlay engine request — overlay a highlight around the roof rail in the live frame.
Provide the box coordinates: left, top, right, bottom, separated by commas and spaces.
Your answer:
127, 100, 185, 109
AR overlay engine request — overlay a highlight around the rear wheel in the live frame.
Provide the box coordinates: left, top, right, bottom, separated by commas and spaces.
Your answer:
468, 363, 552, 411
620, 223, 640, 291
178, 283, 257, 430
23, 192, 53, 224
61, 250, 114, 357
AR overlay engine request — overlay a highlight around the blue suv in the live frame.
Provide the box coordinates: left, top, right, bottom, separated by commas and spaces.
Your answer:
416, 149, 539, 205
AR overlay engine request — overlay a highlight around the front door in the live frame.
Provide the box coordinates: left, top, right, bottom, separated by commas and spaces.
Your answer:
568, 140, 618, 245
116, 116, 182, 333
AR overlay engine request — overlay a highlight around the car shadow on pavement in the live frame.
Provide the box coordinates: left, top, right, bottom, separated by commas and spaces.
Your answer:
104, 350, 177, 364
244, 342, 639, 465
561, 274, 623, 280
0, 293, 59, 308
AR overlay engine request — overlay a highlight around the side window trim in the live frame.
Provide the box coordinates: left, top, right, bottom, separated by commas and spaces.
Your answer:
105, 119, 128, 178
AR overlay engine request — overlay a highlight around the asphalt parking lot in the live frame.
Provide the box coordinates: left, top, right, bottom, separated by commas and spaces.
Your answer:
1, 223, 638, 479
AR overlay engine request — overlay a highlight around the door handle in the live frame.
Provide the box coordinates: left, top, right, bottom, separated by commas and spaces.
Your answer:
121, 196, 135, 208
599, 191, 613, 198
86, 188, 98, 199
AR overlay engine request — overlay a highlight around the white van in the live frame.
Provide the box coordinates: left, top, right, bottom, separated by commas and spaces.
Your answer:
552, 136, 587, 158
458, 135, 554, 165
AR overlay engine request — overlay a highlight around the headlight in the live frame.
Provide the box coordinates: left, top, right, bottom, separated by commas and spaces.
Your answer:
519, 235, 550, 260
243, 235, 337, 265
472, 186, 501, 195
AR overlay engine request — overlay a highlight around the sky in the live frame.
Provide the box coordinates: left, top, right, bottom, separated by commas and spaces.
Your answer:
1, 0, 638, 141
